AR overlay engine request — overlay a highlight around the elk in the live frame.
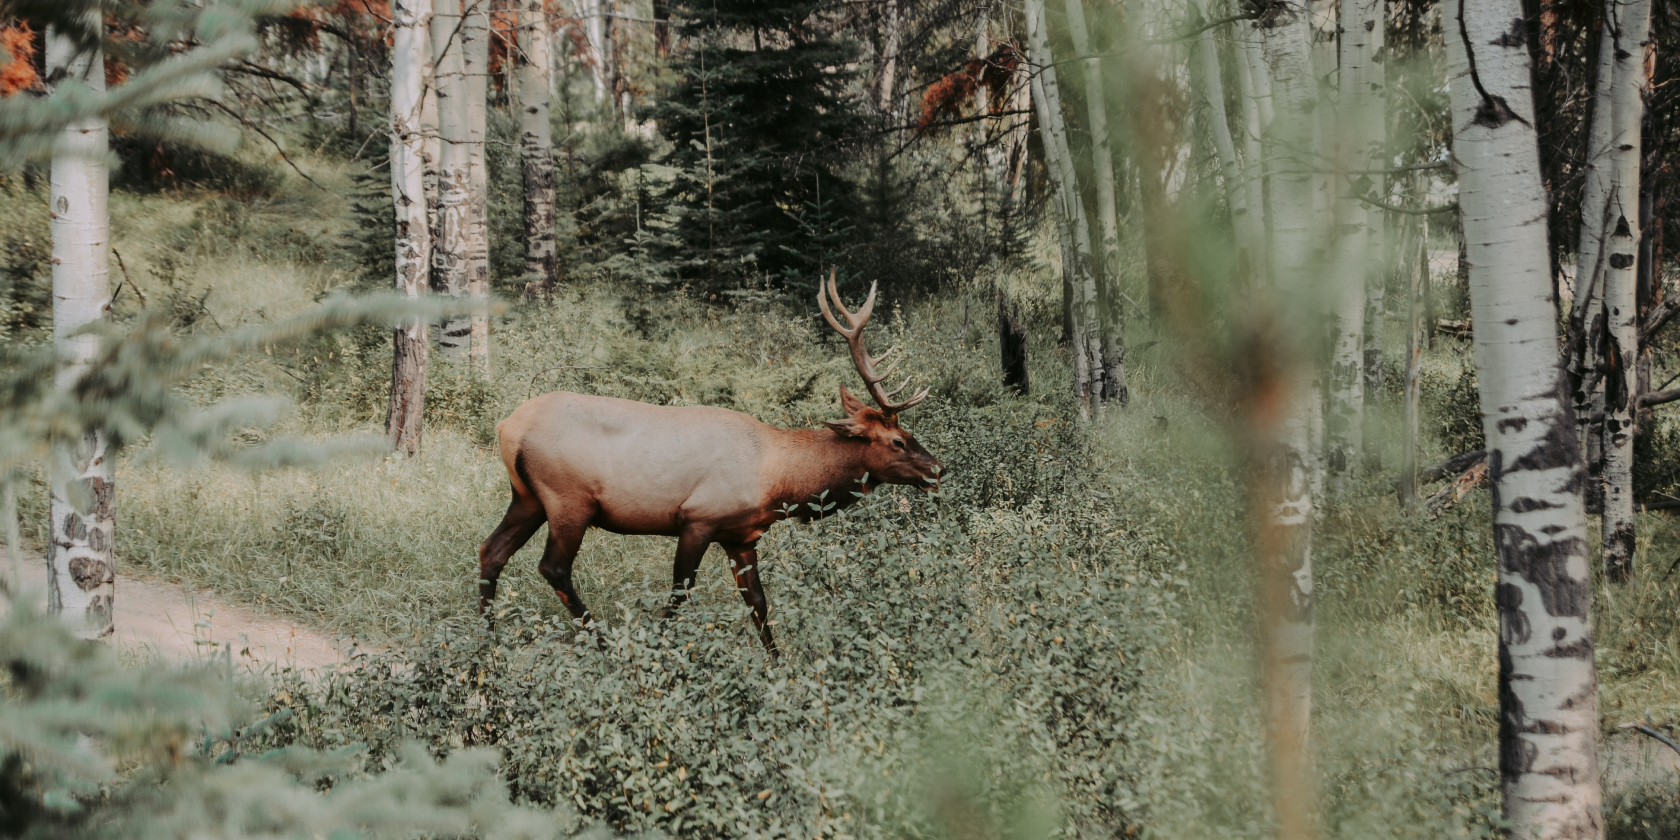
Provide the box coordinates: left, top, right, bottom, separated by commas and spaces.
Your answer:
477, 272, 943, 655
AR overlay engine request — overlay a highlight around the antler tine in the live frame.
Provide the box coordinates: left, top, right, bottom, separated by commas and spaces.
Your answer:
887, 387, 930, 412
874, 357, 901, 385
817, 271, 853, 337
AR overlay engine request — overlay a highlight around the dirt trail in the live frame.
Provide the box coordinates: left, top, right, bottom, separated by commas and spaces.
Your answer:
14, 558, 367, 672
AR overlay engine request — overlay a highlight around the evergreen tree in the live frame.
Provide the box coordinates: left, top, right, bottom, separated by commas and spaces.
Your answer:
647, 0, 861, 292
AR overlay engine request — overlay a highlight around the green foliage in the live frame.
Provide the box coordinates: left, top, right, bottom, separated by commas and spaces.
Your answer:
1607, 780, 1680, 840
0, 597, 581, 838
645, 0, 862, 290
1424, 350, 1484, 456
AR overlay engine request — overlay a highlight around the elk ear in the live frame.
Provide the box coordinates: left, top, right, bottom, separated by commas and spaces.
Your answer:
826, 417, 870, 438
838, 385, 868, 416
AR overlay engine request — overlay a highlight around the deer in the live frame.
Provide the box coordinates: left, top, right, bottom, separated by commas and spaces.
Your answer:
477, 272, 943, 655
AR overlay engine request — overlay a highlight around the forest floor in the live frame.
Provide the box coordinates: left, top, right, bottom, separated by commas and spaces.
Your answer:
11, 556, 366, 672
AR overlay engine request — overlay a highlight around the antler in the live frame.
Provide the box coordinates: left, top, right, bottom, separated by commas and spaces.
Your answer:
818, 269, 928, 414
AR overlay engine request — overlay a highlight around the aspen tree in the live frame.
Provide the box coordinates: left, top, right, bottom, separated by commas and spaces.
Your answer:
1354, 0, 1386, 469
1024, 0, 1101, 419
1063, 0, 1127, 406
1192, 0, 1261, 275
518, 0, 558, 297
432, 0, 474, 360
1601, 0, 1652, 583
1573, 9, 1616, 484
389, 0, 432, 455
1447, 1, 1603, 837
1255, 6, 1321, 835
877, 0, 900, 114
46, 22, 114, 638
1325, 0, 1383, 491
1234, 20, 1270, 282
462, 0, 492, 376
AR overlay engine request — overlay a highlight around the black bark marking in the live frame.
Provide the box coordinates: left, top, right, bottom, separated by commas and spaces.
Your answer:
1490, 446, 1591, 621
1509, 496, 1560, 512
1605, 330, 1628, 412
1491, 18, 1524, 47
1456, 6, 1531, 129
1497, 417, 1528, 434
1545, 637, 1593, 659
1610, 253, 1635, 270
1614, 216, 1632, 238
1497, 583, 1530, 644
1500, 644, 1537, 781
68, 557, 106, 592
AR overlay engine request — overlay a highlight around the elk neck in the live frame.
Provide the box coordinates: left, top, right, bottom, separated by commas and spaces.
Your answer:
764, 427, 875, 516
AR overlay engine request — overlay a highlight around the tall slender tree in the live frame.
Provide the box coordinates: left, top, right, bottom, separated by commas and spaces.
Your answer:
1024, 0, 1101, 419
1574, 6, 1616, 487
1063, 0, 1127, 407
1255, 5, 1321, 835
1355, 0, 1387, 471
388, 0, 432, 456
1601, 0, 1652, 583
462, 0, 493, 376
45, 20, 115, 638
433, 0, 474, 361
1447, 2, 1604, 838
518, 0, 558, 297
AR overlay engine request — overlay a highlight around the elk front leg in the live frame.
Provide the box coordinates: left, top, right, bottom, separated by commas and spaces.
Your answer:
721, 541, 776, 658
662, 525, 713, 617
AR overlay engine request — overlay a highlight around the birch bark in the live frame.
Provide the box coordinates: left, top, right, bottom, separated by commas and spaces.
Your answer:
518, 0, 558, 297
1447, 2, 1603, 837
1601, 0, 1651, 583
433, 0, 473, 361
1025, 0, 1101, 418
1326, 0, 1381, 492
1355, 0, 1387, 470
1401, 208, 1427, 505
1574, 7, 1616, 486
1063, 0, 1127, 406
463, 0, 493, 376
46, 24, 115, 638
1255, 8, 1321, 835
389, 0, 432, 455
1235, 21, 1270, 283
1193, 0, 1261, 274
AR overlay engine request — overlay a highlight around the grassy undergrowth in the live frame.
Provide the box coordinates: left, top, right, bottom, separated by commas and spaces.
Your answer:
7, 153, 1680, 837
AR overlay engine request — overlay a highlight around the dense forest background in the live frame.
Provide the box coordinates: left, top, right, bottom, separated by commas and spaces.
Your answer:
3, 0, 1680, 838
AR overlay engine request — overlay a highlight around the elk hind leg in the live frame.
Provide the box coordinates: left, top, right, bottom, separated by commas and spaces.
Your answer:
536, 512, 593, 625
478, 491, 546, 617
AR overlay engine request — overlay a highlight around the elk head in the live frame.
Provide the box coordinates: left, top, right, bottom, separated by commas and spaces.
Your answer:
819, 271, 943, 489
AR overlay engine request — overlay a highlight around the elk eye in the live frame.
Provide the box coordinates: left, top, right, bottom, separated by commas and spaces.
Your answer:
892, 439, 906, 450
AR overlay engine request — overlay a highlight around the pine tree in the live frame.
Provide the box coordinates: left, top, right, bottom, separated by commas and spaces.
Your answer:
647, 0, 860, 290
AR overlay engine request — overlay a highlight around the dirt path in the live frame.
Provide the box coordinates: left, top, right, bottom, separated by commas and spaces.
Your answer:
15, 558, 366, 672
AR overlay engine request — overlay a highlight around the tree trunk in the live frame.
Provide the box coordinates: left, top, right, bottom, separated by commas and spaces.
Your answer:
433, 0, 473, 361
46, 24, 115, 639
1357, 0, 1387, 472
1193, 0, 1262, 275
1447, 2, 1604, 837
999, 294, 1029, 396
1063, 0, 1127, 407
1025, 0, 1101, 420
1574, 8, 1616, 481
519, 0, 558, 298
1601, 0, 1651, 584
1255, 8, 1321, 837
1325, 0, 1381, 493
1401, 207, 1427, 506
1234, 20, 1270, 283
463, 0, 493, 377
389, 0, 432, 456
653, 0, 670, 58
876, 0, 899, 115
582, 0, 607, 104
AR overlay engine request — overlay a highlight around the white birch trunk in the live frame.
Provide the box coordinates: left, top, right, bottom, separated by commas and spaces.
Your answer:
1025, 0, 1101, 419
1235, 23, 1270, 283
877, 0, 900, 115
1356, 0, 1387, 470
1401, 208, 1427, 505
433, 0, 473, 360
1601, 0, 1652, 582
46, 25, 115, 638
1193, 0, 1262, 275
1325, 0, 1380, 492
421, 59, 441, 262
1064, 0, 1127, 406
1575, 10, 1616, 477
583, 0, 606, 104
389, 0, 432, 456
1255, 9, 1321, 835
519, 0, 558, 297
1447, 2, 1604, 836
462, 0, 493, 376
